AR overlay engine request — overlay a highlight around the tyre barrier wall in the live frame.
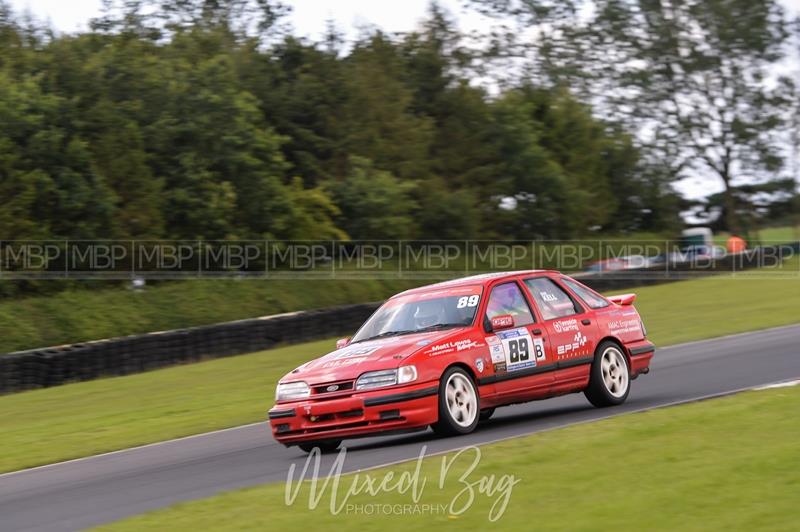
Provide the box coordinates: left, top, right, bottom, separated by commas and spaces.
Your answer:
0, 303, 380, 395
0, 243, 796, 395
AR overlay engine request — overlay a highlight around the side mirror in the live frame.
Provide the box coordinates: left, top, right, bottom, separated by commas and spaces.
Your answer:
336, 337, 351, 349
490, 315, 515, 332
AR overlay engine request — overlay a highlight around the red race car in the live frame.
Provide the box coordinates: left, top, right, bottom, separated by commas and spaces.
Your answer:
268, 270, 655, 452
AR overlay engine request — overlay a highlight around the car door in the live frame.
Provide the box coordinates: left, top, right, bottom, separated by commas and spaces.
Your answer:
522, 276, 599, 392
481, 280, 555, 401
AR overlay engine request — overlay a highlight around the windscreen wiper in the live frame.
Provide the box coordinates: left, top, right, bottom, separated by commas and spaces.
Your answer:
413, 323, 467, 333
355, 323, 466, 343
353, 330, 416, 343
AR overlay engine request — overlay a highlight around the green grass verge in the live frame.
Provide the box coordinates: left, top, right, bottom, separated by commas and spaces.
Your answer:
0, 279, 418, 353
756, 225, 800, 242
713, 224, 800, 245
97, 385, 800, 531
630, 257, 799, 345
0, 339, 333, 473
0, 264, 798, 474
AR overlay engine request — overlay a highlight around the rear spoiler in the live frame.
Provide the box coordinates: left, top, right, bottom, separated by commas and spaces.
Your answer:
608, 293, 637, 306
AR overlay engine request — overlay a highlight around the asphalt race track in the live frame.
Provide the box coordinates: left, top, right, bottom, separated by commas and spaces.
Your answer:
1, 325, 799, 532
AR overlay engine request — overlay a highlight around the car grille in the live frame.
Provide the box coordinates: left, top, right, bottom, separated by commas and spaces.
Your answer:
312, 380, 354, 396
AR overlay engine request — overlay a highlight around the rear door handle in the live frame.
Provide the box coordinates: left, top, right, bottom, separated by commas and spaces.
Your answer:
581, 319, 591, 325
532, 329, 543, 336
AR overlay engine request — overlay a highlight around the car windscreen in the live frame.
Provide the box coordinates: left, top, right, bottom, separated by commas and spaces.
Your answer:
351, 285, 483, 343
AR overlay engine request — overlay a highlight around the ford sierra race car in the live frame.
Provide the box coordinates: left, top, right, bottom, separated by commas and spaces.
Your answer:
268, 270, 655, 452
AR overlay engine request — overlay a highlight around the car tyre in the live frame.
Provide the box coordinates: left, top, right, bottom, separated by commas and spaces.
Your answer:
432, 367, 480, 436
298, 440, 342, 454
584, 341, 630, 407
479, 408, 495, 422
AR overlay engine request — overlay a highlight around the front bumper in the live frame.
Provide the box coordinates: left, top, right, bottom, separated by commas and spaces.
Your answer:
268, 381, 439, 445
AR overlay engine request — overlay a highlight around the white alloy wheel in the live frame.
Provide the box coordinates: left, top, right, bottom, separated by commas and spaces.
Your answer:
445, 372, 478, 427
601, 346, 629, 398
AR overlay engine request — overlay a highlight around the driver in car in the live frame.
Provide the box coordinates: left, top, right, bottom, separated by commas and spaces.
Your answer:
486, 284, 530, 321
413, 302, 447, 329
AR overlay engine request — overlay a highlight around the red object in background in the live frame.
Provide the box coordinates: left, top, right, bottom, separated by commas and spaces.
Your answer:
727, 236, 747, 253
268, 270, 655, 451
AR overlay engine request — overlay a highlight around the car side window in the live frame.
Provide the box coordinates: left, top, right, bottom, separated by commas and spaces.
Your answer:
561, 278, 610, 309
524, 278, 579, 320
485, 282, 535, 327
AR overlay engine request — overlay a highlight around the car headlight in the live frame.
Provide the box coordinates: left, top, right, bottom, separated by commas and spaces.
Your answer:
356, 365, 417, 390
275, 381, 310, 401
398, 365, 418, 384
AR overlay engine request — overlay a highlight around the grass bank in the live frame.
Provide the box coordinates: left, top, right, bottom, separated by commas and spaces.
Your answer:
630, 256, 799, 345
0, 279, 417, 353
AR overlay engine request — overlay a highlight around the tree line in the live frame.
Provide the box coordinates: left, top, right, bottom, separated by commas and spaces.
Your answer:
0, 0, 685, 250
469, 0, 799, 235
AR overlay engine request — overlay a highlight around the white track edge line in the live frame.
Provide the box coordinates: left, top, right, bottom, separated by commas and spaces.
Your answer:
753, 379, 800, 390
0, 421, 267, 479
658, 322, 800, 352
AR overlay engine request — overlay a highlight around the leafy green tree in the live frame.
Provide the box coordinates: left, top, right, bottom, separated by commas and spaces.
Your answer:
89, 114, 165, 238
417, 182, 480, 240
488, 90, 574, 239
401, 7, 498, 191
282, 177, 347, 240
247, 37, 349, 184
0, 71, 115, 239
485, 87, 642, 238
326, 157, 418, 240
341, 33, 434, 181
0, 0, 693, 262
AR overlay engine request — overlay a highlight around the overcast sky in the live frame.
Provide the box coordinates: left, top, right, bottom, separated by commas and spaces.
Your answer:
7, 0, 477, 39
10, 0, 798, 41
7, 0, 800, 201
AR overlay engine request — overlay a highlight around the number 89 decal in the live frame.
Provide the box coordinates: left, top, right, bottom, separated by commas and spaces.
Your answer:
497, 328, 545, 371
456, 295, 480, 308
507, 337, 529, 363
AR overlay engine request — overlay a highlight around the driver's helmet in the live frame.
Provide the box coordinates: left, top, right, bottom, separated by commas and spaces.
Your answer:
487, 284, 519, 318
491, 284, 520, 314
413, 302, 445, 329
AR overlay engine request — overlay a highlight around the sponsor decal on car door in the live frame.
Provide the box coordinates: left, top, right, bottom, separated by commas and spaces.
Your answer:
522, 277, 598, 384
546, 317, 595, 363
482, 280, 554, 396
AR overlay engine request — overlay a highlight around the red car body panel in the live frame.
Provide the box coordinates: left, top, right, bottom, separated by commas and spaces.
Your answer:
268, 270, 655, 446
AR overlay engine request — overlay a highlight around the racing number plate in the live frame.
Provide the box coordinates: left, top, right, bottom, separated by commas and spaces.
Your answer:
496, 327, 544, 372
